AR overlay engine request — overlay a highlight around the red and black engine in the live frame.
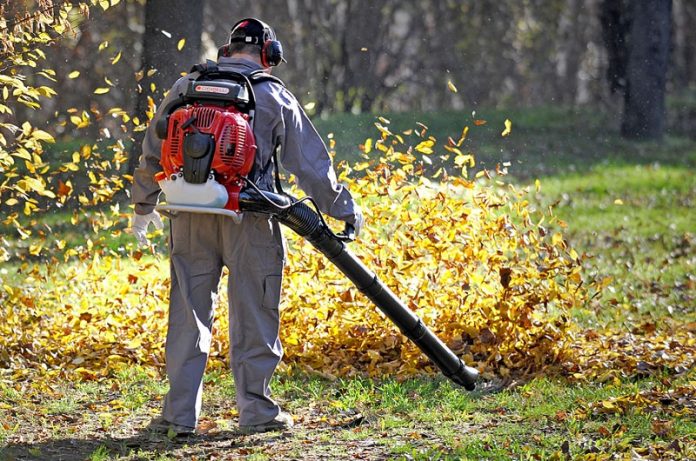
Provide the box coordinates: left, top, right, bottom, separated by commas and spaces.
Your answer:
155, 76, 257, 213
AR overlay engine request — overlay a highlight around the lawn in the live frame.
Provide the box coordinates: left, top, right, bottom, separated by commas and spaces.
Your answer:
1, 108, 694, 460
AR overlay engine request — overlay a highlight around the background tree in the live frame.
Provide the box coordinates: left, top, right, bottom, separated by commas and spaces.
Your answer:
601, 0, 673, 140
129, 0, 205, 173
622, 0, 672, 139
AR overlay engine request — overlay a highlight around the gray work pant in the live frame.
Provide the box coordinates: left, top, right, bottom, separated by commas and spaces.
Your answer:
161, 212, 285, 428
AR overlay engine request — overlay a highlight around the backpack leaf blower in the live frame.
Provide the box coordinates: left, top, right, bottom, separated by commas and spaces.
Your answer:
154, 63, 479, 390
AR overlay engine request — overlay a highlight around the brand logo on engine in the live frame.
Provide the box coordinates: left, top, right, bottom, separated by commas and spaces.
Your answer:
195, 85, 230, 94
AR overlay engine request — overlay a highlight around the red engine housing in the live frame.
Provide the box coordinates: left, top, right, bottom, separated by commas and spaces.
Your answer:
158, 103, 257, 211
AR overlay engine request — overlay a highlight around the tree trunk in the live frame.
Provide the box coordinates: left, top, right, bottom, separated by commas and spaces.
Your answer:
621, 0, 672, 139
600, 0, 631, 95
128, 0, 205, 173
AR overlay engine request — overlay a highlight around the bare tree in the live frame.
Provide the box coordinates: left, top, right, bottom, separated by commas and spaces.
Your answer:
601, 0, 673, 140
622, 0, 672, 139
129, 0, 205, 173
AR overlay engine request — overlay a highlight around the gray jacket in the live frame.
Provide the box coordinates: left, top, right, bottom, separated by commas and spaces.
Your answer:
131, 57, 359, 224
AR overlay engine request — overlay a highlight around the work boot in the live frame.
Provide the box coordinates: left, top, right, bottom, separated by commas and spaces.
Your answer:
146, 416, 196, 437
240, 411, 294, 434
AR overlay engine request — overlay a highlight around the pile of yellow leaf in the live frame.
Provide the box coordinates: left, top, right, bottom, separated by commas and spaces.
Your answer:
565, 322, 696, 384
1, 123, 588, 383
571, 384, 696, 460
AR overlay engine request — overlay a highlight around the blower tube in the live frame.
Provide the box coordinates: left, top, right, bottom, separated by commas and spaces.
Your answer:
238, 189, 479, 390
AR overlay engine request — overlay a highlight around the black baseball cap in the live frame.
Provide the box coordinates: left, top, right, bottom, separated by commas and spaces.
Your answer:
229, 18, 276, 45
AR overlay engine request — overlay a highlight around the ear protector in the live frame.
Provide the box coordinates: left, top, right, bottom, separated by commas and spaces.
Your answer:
229, 18, 284, 67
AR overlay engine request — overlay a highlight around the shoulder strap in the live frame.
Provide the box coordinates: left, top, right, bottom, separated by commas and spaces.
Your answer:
245, 69, 285, 87
243, 70, 285, 194
190, 62, 285, 87
190, 59, 219, 74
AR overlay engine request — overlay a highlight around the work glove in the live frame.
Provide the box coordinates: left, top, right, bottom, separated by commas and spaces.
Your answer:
352, 205, 364, 238
131, 211, 164, 247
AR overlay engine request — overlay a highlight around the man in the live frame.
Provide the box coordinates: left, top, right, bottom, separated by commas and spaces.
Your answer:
130, 18, 363, 435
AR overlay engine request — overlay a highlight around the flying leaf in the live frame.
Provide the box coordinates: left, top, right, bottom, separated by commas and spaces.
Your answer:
501, 119, 512, 137
94, 88, 110, 95
111, 51, 122, 65
177, 38, 186, 51
362, 138, 373, 154
415, 140, 435, 155
457, 126, 469, 146
32, 130, 55, 143
68, 71, 80, 79
447, 80, 458, 93
57, 180, 73, 198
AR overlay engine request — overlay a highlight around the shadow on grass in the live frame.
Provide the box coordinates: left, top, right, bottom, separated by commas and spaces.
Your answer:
0, 428, 289, 461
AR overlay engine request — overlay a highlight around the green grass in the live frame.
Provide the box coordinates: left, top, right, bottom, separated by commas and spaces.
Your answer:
1, 371, 693, 459
529, 162, 695, 327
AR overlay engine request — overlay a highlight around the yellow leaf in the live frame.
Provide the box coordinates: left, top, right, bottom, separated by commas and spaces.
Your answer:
614, 199, 624, 205
374, 123, 392, 136
68, 70, 80, 79
502, 119, 512, 137
111, 51, 122, 65
457, 126, 469, 145
447, 80, 458, 93
177, 38, 186, 51
415, 140, 434, 155
363, 138, 373, 154
454, 153, 475, 167
29, 243, 43, 256
551, 233, 564, 247
94, 88, 110, 95
32, 130, 55, 143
